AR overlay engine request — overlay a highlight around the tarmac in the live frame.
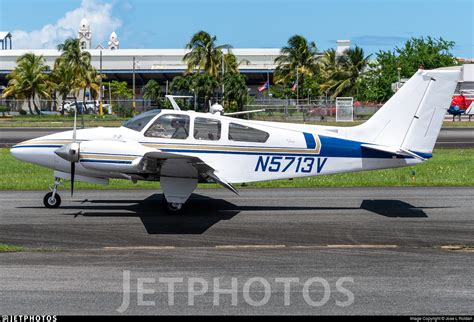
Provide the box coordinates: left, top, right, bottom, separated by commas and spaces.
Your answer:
0, 187, 473, 315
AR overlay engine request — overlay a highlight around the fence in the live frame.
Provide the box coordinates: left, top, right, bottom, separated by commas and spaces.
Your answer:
242, 97, 382, 123
0, 96, 383, 122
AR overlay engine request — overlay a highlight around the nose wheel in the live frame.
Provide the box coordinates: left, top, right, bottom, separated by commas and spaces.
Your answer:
43, 177, 62, 208
43, 192, 61, 208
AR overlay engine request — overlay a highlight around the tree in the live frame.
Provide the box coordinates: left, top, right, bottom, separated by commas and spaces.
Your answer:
222, 73, 248, 111
274, 35, 320, 96
50, 59, 75, 115
191, 73, 219, 111
170, 75, 192, 94
183, 31, 231, 77
142, 80, 162, 106
109, 80, 133, 100
356, 36, 458, 102
321, 46, 371, 97
57, 38, 93, 115
2, 53, 50, 115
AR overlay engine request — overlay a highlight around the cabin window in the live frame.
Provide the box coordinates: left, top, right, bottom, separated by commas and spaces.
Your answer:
144, 114, 190, 139
122, 109, 161, 132
194, 117, 221, 141
228, 123, 269, 143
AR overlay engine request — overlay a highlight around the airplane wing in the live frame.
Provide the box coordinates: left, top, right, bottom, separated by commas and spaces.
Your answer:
139, 150, 239, 195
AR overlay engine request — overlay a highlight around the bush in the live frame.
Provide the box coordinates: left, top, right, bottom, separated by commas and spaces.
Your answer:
112, 104, 134, 118
19, 109, 27, 115
0, 106, 11, 117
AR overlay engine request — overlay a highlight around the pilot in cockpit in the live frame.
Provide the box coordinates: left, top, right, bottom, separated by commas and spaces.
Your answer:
170, 117, 188, 139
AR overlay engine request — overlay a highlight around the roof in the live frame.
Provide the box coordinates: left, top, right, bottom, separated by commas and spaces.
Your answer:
0, 32, 12, 40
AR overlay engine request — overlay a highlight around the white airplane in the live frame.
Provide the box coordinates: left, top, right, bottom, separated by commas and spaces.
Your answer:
11, 68, 460, 212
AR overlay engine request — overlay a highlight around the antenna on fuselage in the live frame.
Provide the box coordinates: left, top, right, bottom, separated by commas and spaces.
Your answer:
165, 95, 193, 111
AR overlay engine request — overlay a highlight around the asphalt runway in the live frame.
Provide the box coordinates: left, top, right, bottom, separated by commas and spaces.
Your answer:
1, 126, 473, 148
0, 187, 473, 315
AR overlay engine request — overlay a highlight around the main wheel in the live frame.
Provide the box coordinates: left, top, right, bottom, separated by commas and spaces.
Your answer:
161, 197, 183, 214
43, 192, 61, 208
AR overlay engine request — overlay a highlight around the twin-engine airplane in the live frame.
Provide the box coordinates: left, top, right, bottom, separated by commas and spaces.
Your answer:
11, 68, 461, 212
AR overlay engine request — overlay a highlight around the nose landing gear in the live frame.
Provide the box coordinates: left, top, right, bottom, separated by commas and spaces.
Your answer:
43, 177, 62, 208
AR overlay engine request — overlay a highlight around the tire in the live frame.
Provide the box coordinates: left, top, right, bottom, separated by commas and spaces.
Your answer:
43, 192, 61, 208
161, 197, 183, 214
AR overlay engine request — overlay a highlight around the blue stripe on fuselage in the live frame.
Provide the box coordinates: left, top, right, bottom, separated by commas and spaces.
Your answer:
303, 132, 316, 149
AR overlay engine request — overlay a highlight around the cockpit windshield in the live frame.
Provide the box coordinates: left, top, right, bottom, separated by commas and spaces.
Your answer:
122, 109, 161, 132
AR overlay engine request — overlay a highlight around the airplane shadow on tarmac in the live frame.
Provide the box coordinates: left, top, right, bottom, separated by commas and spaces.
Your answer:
27, 193, 434, 234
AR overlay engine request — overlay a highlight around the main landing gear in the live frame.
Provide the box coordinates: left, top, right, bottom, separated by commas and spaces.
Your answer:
161, 197, 184, 214
43, 177, 62, 208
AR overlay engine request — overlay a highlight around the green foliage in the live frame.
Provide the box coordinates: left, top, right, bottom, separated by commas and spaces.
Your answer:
274, 35, 320, 96
2, 53, 51, 115
142, 80, 162, 106
112, 103, 134, 118
321, 46, 371, 97
356, 36, 458, 102
108, 81, 133, 100
0, 106, 10, 116
183, 31, 231, 77
222, 73, 248, 111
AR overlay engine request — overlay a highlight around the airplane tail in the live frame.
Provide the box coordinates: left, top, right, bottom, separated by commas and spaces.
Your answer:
348, 67, 461, 154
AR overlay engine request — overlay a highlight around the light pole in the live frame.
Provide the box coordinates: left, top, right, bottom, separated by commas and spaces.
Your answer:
132, 56, 136, 112
99, 50, 103, 116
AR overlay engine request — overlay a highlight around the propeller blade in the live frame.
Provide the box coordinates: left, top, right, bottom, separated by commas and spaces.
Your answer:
70, 162, 75, 197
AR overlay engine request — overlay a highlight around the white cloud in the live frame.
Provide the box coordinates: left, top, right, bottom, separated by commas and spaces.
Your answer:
11, 0, 122, 49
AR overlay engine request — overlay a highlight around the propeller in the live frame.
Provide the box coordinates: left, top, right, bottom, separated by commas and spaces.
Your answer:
55, 109, 80, 196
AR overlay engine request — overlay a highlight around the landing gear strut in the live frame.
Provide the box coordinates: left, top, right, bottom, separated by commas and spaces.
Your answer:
43, 177, 62, 208
161, 197, 183, 214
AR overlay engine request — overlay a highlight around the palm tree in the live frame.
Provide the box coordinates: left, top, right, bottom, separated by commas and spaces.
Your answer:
57, 38, 93, 117
183, 31, 231, 77
50, 59, 75, 115
321, 46, 371, 97
2, 53, 50, 115
274, 35, 320, 96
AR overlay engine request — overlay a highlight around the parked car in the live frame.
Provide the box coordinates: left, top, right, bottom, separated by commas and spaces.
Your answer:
62, 100, 112, 114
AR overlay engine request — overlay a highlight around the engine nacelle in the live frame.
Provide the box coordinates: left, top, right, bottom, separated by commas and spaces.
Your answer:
78, 140, 150, 173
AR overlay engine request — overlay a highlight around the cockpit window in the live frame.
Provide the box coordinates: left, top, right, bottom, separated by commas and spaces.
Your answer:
228, 123, 269, 143
144, 114, 190, 139
194, 117, 221, 141
122, 109, 161, 132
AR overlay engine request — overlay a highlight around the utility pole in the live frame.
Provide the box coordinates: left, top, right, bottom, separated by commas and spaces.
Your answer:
132, 56, 136, 112
222, 51, 225, 103
267, 70, 270, 102
296, 66, 299, 107
99, 50, 103, 116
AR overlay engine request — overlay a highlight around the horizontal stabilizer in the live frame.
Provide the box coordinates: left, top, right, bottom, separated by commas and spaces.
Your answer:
361, 144, 427, 161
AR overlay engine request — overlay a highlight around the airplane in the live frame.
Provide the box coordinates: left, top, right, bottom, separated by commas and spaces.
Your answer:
10, 67, 461, 213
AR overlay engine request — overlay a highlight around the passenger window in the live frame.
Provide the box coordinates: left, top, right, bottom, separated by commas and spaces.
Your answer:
194, 117, 221, 141
144, 114, 190, 139
228, 123, 269, 143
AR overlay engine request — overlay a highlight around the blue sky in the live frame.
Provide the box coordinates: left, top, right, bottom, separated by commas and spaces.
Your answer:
0, 0, 473, 57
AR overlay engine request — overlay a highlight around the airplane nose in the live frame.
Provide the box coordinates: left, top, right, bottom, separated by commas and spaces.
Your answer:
10, 142, 28, 162
10, 141, 55, 168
